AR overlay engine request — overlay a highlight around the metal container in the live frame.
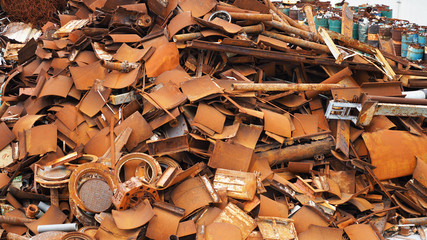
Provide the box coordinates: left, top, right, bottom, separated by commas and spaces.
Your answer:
352, 22, 358, 39
367, 22, 379, 48
407, 44, 424, 61
381, 9, 393, 18
392, 27, 406, 56
358, 20, 369, 43
314, 16, 328, 31
379, 24, 392, 40
328, 17, 342, 34
402, 31, 418, 57
417, 33, 426, 47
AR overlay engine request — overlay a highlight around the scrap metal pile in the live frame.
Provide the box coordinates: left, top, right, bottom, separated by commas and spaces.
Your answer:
0, 0, 426, 239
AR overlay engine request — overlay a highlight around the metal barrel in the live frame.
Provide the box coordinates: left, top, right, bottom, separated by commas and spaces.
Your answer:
352, 22, 359, 39
379, 24, 392, 40
381, 9, 393, 18
358, 21, 369, 43
402, 31, 417, 57
314, 16, 328, 31
328, 17, 342, 34
392, 27, 405, 56
406, 44, 424, 61
367, 22, 379, 48
417, 33, 426, 47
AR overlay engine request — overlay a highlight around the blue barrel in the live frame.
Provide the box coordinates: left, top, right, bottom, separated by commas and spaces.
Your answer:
352, 22, 359, 39
328, 18, 342, 34
314, 17, 329, 31
358, 21, 369, 43
418, 33, 426, 46
402, 31, 417, 57
406, 44, 424, 61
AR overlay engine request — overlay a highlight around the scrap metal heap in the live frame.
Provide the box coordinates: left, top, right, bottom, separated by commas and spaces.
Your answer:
0, 0, 426, 239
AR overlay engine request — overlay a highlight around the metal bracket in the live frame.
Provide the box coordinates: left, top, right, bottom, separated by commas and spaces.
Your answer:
325, 100, 362, 124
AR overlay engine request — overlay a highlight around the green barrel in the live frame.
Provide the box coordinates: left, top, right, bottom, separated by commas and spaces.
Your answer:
358, 21, 369, 43
352, 22, 359, 39
381, 9, 393, 18
328, 18, 342, 34
314, 16, 328, 31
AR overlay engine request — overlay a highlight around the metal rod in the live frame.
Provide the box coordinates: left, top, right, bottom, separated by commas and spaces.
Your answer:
37, 223, 79, 233
0, 215, 35, 225
232, 83, 341, 92
306, 67, 353, 99
400, 217, 427, 225
229, 12, 273, 21
262, 31, 329, 52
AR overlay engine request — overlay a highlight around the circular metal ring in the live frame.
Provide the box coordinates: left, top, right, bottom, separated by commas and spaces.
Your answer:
61, 232, 95, 240
114, 153, 162, 184
208, 10, 231, 22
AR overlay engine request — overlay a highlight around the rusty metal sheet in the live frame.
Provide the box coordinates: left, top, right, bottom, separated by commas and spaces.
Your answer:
0, 122, 15, 151
153, 66, 191, 86
363, 115, 396, 132
171, 177, 213, 217
414, 157, 427, 188
291, 206, 329, 233
145, 83, 187, 110
112, 200, 154, 230
25, 124, 57, 156
1, 209, 28, 235
145, 42, 179, 77
205, 222, 242, 240
95, 213, 140, 240
147, 134, 189, 156
180, 75, 223, 102
109, 34, 143, 43
114, 111, 153, 151
341, 3, 353, 38
257, 217, 298, 240
53, 19, 89, 38
213, 168, 256, 201
213, 203, 257, 239
167, 11, 197, 38
39, 75, 74, 98
199, 17, 243, 34
178, 0, 216, 17
335, 120, 350, 157
56, 105, 85, 131
360, 82, 403, 97
257, 35, 290, 52
292, 113, 319, 137
230, 124, 262, 149
103, 67, 140, 89
176, 220, 197, 237
193, 103, 225, 134
344, 224, 379, 240
113, 44, 152, 62
362, 130, 427, 180
208, 140, 253, 172
298, 225, 343, 240
77, 82, 111, 117
70, 61, 107, 90
262, 109, 292, 138
259, 195, 288, 218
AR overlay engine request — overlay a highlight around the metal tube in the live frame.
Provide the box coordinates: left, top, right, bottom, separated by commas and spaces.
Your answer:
229, 12, 273, 21
173, 32, 203, 42
242, 24, 265, 34
264, 20, 314, 40
37, 223, 79, 233
101, 60, 139, 72
325, 29, 375, 54
0, 215, 35, 225
253, 137, 335, 166
400, 217, 427, 225
38, 201, 50, 212
368, 95, 427, 105
305, 67, 353, 99
262, 31, 329, 52
232, 83, 341, 92
0, 101, 10, 118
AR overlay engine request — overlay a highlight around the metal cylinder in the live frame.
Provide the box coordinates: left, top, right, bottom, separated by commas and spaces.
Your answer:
0, 215, 35, 225
379, 25, 392, 40
352, 22, 358, 39
305, 67, 353, 99
314, 16, 329, 31
367, 22, 379, 48
392, 27, 405, 56
328, 17, 342, 34
38, 201, 50, 212
400, 217, 427, 225
381, 9, 393, 18
101, 60, 139, 72
417, 33, 426, 47
254, 137, 335, 166
358, 20, 369, 43
403, 90, 427, 99
402, 31, 417, 57
232, 83, 340, 92
407, 44, 424, 61
25, 204, 39, 219
264, 20, 315, 40
229, 12, 273, 21
173, 32, 203, 42
37, 223, 79, 233
262, 31, 328, 52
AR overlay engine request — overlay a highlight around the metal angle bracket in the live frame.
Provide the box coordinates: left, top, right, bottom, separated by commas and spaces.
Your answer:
325, 100, 362, 124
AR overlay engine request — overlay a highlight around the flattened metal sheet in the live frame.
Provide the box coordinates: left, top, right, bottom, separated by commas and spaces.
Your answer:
213, 168, 256, 200
145, 42, 179, 77
70, 61, 107, 90
171, 177, 212, 217
114, 111, 153, 151
181, 75, 223, 102
178, 0, 216, 17
208, 140, 253, 172
213, 203, 257, 239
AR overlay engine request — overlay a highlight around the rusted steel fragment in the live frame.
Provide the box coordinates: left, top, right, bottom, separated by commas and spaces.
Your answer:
213, 203, 257, 239
400, 217, 427, 225
262, 31, 329, 52
257, 217, 297, 240
112, 200, 154, 230
335, 120, 350, 157
232, 83, 341, 92
213, 168, 256, 201
305, 67, 353, 99
0, 216, 35, 226
229, 12, 272, 21
254, 136, 334, 165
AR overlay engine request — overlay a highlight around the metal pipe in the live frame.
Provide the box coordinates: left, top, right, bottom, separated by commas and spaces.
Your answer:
173, 24, 264, 42
38, 201, 50, 212
254, 137, 335, 166
262, 31, 329, 52
264, 20, 315, 40
101, 60, 139, 72
403, 89, 427, 99
0, 215, 35, 225
25, 204, 39, 219
229, 12, 273, 21
305, 67, 353, 99
0, 101, 10, 118
368, 95, 427, 105
400, 217, 427, 225
37, 223, 79, 233
242, 24, 264, 34
325, 29, 375, 54
232, 83, 341, 92
6, 192, 23, 209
